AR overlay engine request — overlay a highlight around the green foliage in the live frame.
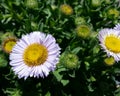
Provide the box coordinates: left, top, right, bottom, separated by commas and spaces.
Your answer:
0, 0, 120, 96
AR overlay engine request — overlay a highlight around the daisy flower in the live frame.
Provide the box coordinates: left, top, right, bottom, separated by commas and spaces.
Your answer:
98, 28, 120, 62
9, 31, 61, 79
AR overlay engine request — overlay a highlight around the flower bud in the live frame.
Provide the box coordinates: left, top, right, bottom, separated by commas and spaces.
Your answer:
25, 0, 38, 9
107, 8, 119, 19
91, 0, 101, 8
104, 57, 115, 66
2, 37, 17, 54
60, 52, 79, 69
76, 25, 91, 38
60, 4, 73, 15
103, 0, 111, 4
75, 17, 86, 25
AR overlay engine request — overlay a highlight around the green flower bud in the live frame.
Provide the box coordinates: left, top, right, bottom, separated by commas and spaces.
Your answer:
25, 0, 38, 9
60, 52, 79, 69
76, 25, 91, 38
103, 0, 111, 4
91, 0, 101, 8
107, 8, 119, 19
104, 57, 115, 66
75, 17, 86, 25
60, 4, 73, 15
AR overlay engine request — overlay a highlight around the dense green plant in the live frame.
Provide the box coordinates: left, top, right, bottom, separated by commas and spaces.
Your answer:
0, 0, 120, 96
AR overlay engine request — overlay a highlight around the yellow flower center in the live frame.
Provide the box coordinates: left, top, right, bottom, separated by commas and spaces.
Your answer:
3, 38, 16, 53
23, 43, 48, 66
105, 35, 120, 53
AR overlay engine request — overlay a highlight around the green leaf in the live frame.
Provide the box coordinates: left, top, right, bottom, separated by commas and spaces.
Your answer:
71, 47, 82, 54
53, 67, 66, 81
45, 91, 51, 96
61, 80, 69, 86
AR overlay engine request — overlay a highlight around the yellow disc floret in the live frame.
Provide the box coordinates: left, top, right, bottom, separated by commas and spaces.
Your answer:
3, 38, 17, 53
105, 35, 120, 53
23, 43, 48, 66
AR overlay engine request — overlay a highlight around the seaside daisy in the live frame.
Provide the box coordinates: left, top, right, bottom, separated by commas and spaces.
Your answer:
98, 28, 120, 61
9, 31, 61, 79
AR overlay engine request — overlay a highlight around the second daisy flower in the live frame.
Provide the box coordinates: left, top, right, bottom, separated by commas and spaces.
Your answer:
98, 28, 120, 62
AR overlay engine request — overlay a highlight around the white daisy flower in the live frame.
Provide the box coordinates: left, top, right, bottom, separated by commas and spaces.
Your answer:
114, 23, 120, 30
9, 31, 61, 79
98, 28, 120, 62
